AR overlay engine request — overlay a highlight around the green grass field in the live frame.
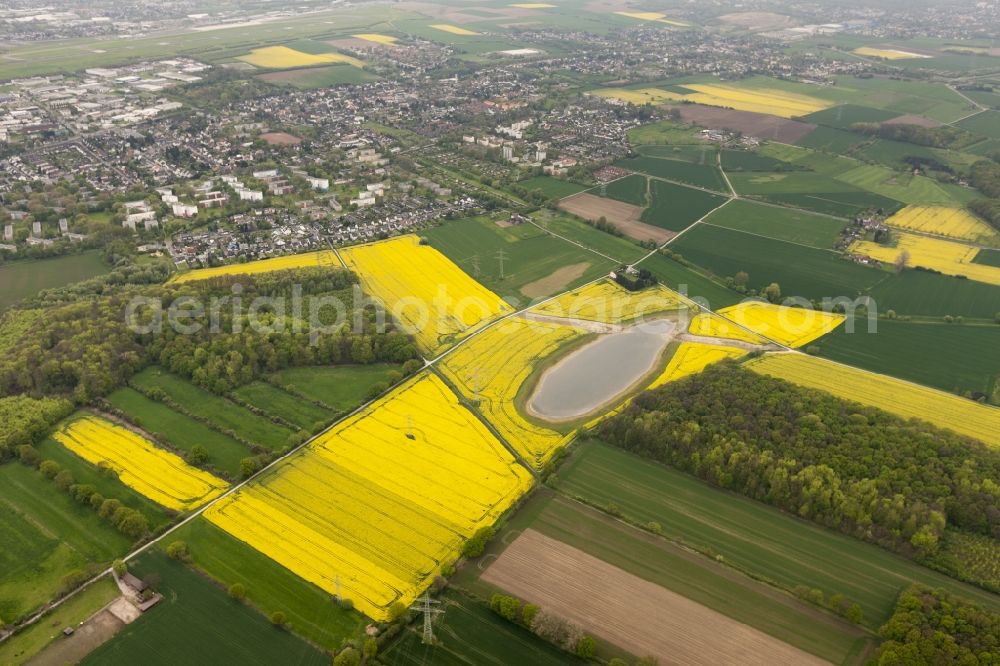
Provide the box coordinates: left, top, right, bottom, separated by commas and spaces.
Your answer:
616, 155, 729, 192
0, 576, 119, 666
425, 215, 617, 301
670, 224, 884, 299
974, 248, 1000, 267
816, 318, 1000, 396
640, 180, 728, 231
796, 126, 867, 153
720, 149, 800, 172
231, 382, 331, 431
703, 199, 847, 248
868, 268, 1000, 318
171, 518, 365, 651
461, 488, 872, 665
258, 64, 380, 89
800, 104, 900, 129
638, 143, 718, 164
963, 90, 1000, 110
267, 364, 401, 412
537, 211, 649, 264
80, 550, 329, 665
637, 253, 742, 309
553, 442, 1000, 629
627, 120, 704, 146
729, 171, 902, 217
834, 164, 977, 205
518, 176, 588, 200
36, 432, 171, 528
0, 462, 133, 622
603, 174, 648, 205
106, 387, 252, 478
0, 252, 109, 309
957, 110, 1000, 140
130, 368, 293, 451
382, 590, 582, 666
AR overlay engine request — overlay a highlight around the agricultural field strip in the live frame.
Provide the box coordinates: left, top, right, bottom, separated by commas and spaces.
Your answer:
575, 168, 733, 202
51, 416, 229, 512
747, 352, 1000, 447
204, 372, 534, 620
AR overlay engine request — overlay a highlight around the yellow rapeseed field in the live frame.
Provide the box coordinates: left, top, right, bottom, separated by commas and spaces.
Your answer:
747, 353, 1000, 448
168, 250, 341, 284
614, 11, 688, 26
52, 416, 228, 511
717, 301, 845, 348
340, 235, 511, 356
238, 45, 365, 69
679, 83, 832, 118
851, 232, 1000, 286
531, 280, 684, 324
853, 47, 930, 60
441, 316, 585, 468
353, 34, 398, 45
592, 83, 830, 118
688, 312, 767, 344
205, 373, 531, 621
430, 24, 480, 35
649, 342, 746, 389
884, 206, 999, 244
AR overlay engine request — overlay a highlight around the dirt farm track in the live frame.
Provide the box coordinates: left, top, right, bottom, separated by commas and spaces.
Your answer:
482, 529, 830, 666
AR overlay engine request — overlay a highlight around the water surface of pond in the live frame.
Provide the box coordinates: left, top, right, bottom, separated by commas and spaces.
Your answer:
528, 319, 675, 421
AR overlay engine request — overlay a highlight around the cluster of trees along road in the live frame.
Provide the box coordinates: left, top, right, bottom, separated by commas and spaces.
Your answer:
598, 361, 1000, 592
0, 264, 420, 461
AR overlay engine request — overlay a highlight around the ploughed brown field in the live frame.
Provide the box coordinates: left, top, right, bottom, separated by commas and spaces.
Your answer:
482, 529, 830, 666
558, 192, 674, 244
672, 103, 817, 143
258, 131, 303, 145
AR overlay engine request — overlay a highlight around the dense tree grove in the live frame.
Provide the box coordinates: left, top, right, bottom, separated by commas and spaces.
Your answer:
970, 160, 1000, 200
0, 267, 416, 401
599, 363, 1000, 563
851, 122, 966, 148
0, 395, 74, 460
876, 586, 999, 665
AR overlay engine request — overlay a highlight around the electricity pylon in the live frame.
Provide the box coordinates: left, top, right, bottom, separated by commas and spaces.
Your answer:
413, 594, 443, 644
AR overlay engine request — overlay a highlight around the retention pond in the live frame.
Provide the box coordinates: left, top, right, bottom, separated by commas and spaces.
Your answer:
527, 319, 676, 422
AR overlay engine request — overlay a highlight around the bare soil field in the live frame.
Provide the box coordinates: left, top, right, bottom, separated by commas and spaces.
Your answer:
673, 104, 817, 143
559, 193, 673, 244
482, 529, 830, 666
259, 131, 302, 146
30, 608, 125, 666
717, 11, 797, 31
520, 262, 591, 299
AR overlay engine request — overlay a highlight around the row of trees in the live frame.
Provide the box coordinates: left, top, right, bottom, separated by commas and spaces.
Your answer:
488, 594, 597, 660
598, 363, 1000, 565
875, 586, 999, 664
16, 445, 150, 539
